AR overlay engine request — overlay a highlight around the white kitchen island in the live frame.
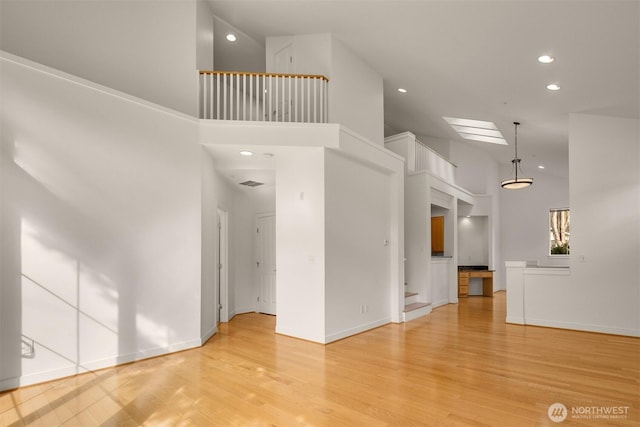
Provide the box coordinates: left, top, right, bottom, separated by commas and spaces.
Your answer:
505, 261, 571, 327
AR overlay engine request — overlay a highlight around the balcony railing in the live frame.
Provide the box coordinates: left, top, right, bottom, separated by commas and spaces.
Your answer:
199, 71, 328, 123
415, 138, 456, 184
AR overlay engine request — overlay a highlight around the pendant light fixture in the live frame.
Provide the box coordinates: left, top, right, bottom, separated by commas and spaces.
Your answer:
501, 121, 533, 189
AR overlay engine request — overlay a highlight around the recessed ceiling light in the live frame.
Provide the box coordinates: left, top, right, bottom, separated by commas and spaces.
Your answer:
397, 88, 407, 93
226, 33, 237, 42
538, 55, 554, 64
443, 117, 507, 145
240, 150, 253, 156
546, 83, 561, 91
538, 165, 545, 169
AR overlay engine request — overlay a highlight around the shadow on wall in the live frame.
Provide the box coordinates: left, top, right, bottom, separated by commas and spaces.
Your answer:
2, 136, 177, 391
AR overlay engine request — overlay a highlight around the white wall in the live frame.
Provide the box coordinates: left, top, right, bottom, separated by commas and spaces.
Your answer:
197, 0, 215, 71
266, 34, 332, 78
266, 34, 384, 146
324, 150, 392, 341
499, 170, 570, 288
458, 216, 488, 266
404, 174, 429, 299
568, 113, 639, 336
419, 135, 451, 161
213, 15, 265, 73
275, 148, 326, 343
0, 0, 202, 116
0, 53, 202, 390
201, 150, 241, 336
329, 37, 384, 146
431, 259, 450, 307
201, 151, 218, 339
449, 140, 498, 195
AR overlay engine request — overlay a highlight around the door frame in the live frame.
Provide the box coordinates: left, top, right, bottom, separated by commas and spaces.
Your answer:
256, 212, 276, 315
217, 208, 229, 322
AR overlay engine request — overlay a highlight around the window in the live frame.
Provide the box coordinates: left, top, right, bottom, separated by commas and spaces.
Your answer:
549, 209, 570, 255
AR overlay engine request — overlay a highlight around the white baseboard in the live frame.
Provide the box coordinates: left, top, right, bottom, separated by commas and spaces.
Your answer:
0, 338, 202, 392
201, 324, 218, 345
523, 317, 640, 337
275, 325, 325, 344
234, 306, 255, 315
506, 316, 525, 325
432, 299, 449, 309
324, 318, 391, 344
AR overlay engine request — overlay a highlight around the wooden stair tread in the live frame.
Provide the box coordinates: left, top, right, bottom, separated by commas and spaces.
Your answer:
404, 291, 418, 298
403, 302, 431, 312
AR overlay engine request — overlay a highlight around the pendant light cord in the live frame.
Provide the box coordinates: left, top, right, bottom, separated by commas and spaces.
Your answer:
513, 121, 520, 180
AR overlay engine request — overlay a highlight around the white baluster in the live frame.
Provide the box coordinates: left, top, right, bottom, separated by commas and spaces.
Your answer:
313, 77, 317, 123
320, 78, 324, 123
200, 74, 205, 119
209, 73, 214, 119
287, 76, 291, 122
281, 75, 286, 122
294, 76, 298, 122
249, 74, 253, 120
236, 73, 240, 120
306, 79, 311, 123
275, 75, 279, 122
215, 73, 220, 120
223, 73, 228, 120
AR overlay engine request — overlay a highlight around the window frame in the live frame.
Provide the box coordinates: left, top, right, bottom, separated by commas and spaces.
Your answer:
549, 208, 570, 256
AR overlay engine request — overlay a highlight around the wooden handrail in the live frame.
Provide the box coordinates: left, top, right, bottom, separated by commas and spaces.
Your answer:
199, 70, 329, 82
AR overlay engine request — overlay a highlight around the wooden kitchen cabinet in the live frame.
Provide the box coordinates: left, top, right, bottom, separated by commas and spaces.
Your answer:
431, 216, 444, 255
458, 271, 469, 297
457, 269, 494, 298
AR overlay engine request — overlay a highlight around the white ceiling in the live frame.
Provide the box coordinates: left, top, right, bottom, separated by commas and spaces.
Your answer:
208, 0, 639, 179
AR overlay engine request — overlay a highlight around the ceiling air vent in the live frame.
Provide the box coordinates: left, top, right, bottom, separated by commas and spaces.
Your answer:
239, 180, 264, 187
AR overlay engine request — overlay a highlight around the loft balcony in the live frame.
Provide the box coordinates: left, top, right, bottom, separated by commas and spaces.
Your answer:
199, 70, 328, 123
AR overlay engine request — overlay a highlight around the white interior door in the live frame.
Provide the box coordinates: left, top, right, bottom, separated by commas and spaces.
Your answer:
257, 215, 276, 315
274, 44, 293, 74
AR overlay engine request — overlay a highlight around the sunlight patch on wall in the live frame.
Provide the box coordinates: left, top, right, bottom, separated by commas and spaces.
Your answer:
20, 219, 120, 370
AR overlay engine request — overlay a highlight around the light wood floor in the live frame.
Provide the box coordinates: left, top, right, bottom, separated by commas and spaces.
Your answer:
2, 292, 639, 426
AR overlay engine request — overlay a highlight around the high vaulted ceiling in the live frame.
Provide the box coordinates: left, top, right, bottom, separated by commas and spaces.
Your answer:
208, 0, 639, 178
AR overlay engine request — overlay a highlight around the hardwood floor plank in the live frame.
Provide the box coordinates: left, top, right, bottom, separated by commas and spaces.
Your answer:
1, 293, 638, 425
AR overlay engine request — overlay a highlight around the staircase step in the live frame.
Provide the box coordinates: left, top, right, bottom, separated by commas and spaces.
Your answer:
404, 292, 419, 305
403, 302, 430, 312
403, 302, 432, 322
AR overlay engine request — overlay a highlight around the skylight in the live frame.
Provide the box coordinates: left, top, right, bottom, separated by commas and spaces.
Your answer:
443, 117, 507, 145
